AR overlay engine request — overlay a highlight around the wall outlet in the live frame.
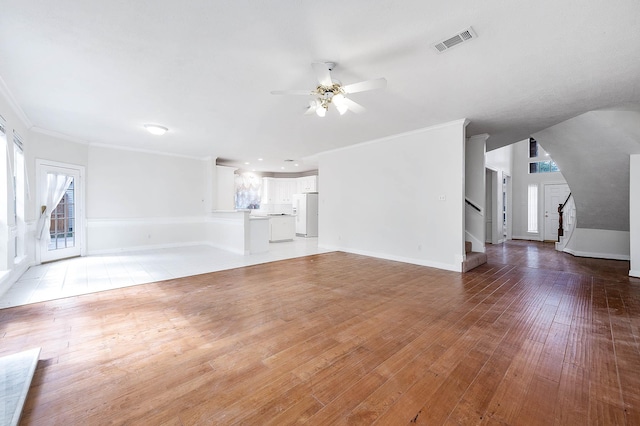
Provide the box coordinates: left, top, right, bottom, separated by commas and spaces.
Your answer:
438, 195, 446, 201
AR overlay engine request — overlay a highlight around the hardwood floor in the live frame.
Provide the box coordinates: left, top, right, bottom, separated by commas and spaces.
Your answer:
1, 241, 639, 424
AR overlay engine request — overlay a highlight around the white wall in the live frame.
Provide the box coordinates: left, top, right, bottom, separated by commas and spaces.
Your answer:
318, 119, 468, 272
465, 134, 487, 251
216, 165, 236, 211
631, 155, 640, 277
86, 145, 209, 253
486, 143, 512, 175
564, 229, 630, 261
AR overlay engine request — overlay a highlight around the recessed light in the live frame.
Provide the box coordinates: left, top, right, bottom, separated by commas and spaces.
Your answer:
295, 164, 299, 167
144, 124, 168, 135
281, 167, 285, 170
244, 162, 250, 165
258, 158, 263, 161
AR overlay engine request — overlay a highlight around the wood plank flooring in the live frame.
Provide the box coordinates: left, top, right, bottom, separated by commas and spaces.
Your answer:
1, 241, 639, 425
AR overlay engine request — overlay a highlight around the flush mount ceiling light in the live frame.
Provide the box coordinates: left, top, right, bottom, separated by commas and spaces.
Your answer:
144, 124, 169, 135
271, 62, 386, 117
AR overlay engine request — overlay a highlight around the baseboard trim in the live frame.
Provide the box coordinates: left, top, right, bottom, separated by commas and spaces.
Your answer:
87, 216, 205, 227
563, 247, 630, 261
317, 244, 462, 272
629, 270, 640, 278
512, 235, 544, 241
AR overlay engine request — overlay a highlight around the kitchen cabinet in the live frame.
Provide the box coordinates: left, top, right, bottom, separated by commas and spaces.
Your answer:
262, 177, 274, 204
297, 175, 318, 193
277, 179, 297, 203
269, 215, 295, 242
262, 176, 318, 207
262, 177, 297, 204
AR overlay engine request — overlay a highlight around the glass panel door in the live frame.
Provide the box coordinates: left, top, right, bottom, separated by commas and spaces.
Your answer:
49, 179, 76, 251
38, 162, 83, 263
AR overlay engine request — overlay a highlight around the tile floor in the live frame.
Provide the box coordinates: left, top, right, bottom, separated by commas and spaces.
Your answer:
0, 238, 331, 309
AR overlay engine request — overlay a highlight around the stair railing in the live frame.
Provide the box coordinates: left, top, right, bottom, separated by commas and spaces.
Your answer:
465, 198, 482, 213
557, 192, 572, 242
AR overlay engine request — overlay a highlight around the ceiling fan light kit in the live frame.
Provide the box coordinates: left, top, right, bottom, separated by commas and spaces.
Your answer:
271, 62, 387, 117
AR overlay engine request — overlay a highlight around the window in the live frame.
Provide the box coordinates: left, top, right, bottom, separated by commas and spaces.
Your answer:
529, 138, 538, 158
529, 160, 559, 174
13, 131, 25, 259
527, 184, 538, 233
0, 116, 5, 266
234, 172, 262, 210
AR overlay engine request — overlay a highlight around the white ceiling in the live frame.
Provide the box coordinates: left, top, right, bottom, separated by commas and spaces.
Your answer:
1, 0, 640, 172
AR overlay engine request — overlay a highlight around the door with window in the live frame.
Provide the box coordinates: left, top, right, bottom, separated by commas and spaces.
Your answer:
544, 183, 570, 242
37, 161, 84, 263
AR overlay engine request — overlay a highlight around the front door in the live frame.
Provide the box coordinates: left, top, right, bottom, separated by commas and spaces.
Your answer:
37, 161, 84, 263
544, 183, 570, 242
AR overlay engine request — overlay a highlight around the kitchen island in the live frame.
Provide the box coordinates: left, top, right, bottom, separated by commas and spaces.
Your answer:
208, 210, 269, 254
268, 214, 295, 242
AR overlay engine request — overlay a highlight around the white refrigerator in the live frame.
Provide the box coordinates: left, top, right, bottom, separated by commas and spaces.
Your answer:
293, 193, 318, 237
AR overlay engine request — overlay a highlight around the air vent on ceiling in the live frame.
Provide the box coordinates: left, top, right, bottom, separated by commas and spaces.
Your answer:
433, 27, 477, 53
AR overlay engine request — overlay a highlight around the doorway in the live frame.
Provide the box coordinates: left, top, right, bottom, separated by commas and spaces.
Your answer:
485, 169, 495, 243
502, 174, 512, 241
36, 160, 85, 263
543, 183, 570, 242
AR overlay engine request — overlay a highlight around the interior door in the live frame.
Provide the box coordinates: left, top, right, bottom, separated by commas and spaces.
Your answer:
38, 162, 84, 263
544, 183, 570, 241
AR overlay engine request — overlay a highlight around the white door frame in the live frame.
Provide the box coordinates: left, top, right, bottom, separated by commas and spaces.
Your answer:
503, 173, 513, 241
486, 167, 501, 244
35, 159, 86, 264
485, 169, 493, 243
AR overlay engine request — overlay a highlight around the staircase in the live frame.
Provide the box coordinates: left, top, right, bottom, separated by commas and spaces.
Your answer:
0, 348, 41, 425
462, 241, 487, 272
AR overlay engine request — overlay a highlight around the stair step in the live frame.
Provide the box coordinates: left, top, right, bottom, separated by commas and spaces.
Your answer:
462, 251, 488, 272
0, 347, 41, 426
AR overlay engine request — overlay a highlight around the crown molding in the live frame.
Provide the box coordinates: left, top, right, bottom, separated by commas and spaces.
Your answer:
89, 141, 208, 161
30, 126, 90, 145
32, 125, 208, 160
0, 74, 32, 128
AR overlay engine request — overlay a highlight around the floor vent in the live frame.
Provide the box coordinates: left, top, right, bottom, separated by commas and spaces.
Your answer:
434, 27, 477, 53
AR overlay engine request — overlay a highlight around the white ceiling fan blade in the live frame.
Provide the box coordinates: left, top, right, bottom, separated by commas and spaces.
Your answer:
341, 97, 366, 114
304, 100, 319, 115
271, 90, 315, 95
311, 62, 333, 87
342, 77, 387, 94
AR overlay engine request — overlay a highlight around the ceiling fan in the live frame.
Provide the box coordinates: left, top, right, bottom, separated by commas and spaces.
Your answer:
271, 62, 387, 117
